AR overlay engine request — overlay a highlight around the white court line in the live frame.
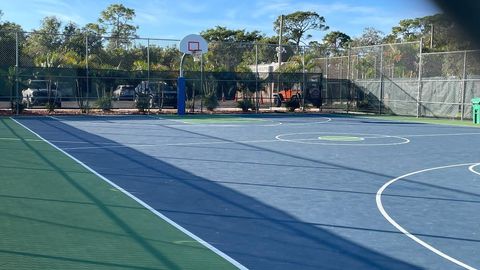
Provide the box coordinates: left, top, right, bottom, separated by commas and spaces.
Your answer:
49, 116, 62, 121
376, 163, 480, 270
165, 139, 278, 146
53, 115, 331, 127
147, 115, 282, 126
469, 164, 480, 176
278, 117, 332, 126
63, 144, 156, 150
0, 137, 43, 142
400, 133, 480, 138
184, 122, 282, 127
11, 117, 248, 270
0, 136, 122, 145
53, 139, 281, 150
147, 115, 332, 127
275, 132, 410, 146
346, 133, 480, 139
57, 115, 282, 128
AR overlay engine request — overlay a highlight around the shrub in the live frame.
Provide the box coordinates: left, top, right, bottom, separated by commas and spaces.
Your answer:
45, 100, 60, 113
80, 102, 90, 114
186, 99, 195, 112
95, 96, 112, 111
237, 99, 254, 112
285, 98, 300, 112
135, 92, 151, 113
203, 93, 218, 111
10, 101, 25, 114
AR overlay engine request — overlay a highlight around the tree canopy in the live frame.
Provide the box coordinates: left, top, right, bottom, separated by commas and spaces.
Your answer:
323, 31, 351, 52
200, 26, 263, 42
274, 11, 329, 46
98, 4, 138, 49
384, 13, 471, 51
351, 27, 384, 47
200, 27, 264, 71
0, 4, 474, 74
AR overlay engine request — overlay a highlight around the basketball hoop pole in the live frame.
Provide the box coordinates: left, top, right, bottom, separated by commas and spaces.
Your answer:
179, 53, 187, 77
178, 53, 187, 115
178, 34, 208, 116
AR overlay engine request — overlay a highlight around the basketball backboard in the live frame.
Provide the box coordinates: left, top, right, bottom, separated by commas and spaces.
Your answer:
179, 34, 208, 55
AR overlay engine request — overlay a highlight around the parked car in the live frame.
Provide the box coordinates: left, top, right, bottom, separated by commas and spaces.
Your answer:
135, 81, 177, 109
112, 85, 136, 100
21, 79, 61, 108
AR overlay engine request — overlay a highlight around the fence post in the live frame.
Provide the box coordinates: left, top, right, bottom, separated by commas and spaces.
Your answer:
325, 55, 328, 107
15, 31, 19, 115
379, 45, 384, 115
302, 46, 306, 112
85, 35, 89, 113
416, 39, 423, 118
356, 54, 359, 80
255, 43, 259, 113
347, 45, 351, 114
199, 53, 204, 113
147, 38, 150, 82
461, 50, 467, 120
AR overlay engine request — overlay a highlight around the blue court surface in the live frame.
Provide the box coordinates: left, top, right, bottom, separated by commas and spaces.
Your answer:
14, 114, 480, 269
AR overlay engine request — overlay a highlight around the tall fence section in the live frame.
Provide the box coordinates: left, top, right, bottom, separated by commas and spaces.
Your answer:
1, 31, 479, 118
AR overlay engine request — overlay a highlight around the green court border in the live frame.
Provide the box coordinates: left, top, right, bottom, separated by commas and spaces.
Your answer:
0, 117, 240, 270
342, 114, 480, 128
159, 114, 268, 124
161, 113, 480, 127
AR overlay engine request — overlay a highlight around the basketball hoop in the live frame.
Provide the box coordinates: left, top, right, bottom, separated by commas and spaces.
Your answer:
180, 35, 208, 65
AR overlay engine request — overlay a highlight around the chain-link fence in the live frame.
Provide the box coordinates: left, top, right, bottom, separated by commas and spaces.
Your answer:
313, 42, 480, 119
0, 30, 18, 109
1, 31, 480, 118
0, 32, 325, 113
312, 42, 421, 114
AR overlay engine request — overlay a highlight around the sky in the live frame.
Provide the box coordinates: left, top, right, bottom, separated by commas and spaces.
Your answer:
1, 0, 441, 41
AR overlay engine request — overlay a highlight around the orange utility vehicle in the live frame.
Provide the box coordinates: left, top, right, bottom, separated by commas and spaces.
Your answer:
272, 75, 322, 108
273, 89, 302, 107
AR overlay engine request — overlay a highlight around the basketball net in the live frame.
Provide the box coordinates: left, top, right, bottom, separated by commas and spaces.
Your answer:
192, 50, 202, 62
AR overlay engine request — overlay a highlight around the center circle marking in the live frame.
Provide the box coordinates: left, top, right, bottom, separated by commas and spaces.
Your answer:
318, 136, 365, 141
275, 132, 410, 146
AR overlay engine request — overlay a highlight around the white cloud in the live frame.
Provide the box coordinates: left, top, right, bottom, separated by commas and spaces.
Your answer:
251, 0, 379, 19
37, 10, 85, 24
136, 13, 159, 24
32, 0, 70, 8
252, 0, 292, 18
315, 3, 378, 14
348, 16, 398, 27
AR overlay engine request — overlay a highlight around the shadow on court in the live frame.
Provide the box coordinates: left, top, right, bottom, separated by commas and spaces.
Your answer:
17, 116, 423, 270
1, 118, 187, 270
